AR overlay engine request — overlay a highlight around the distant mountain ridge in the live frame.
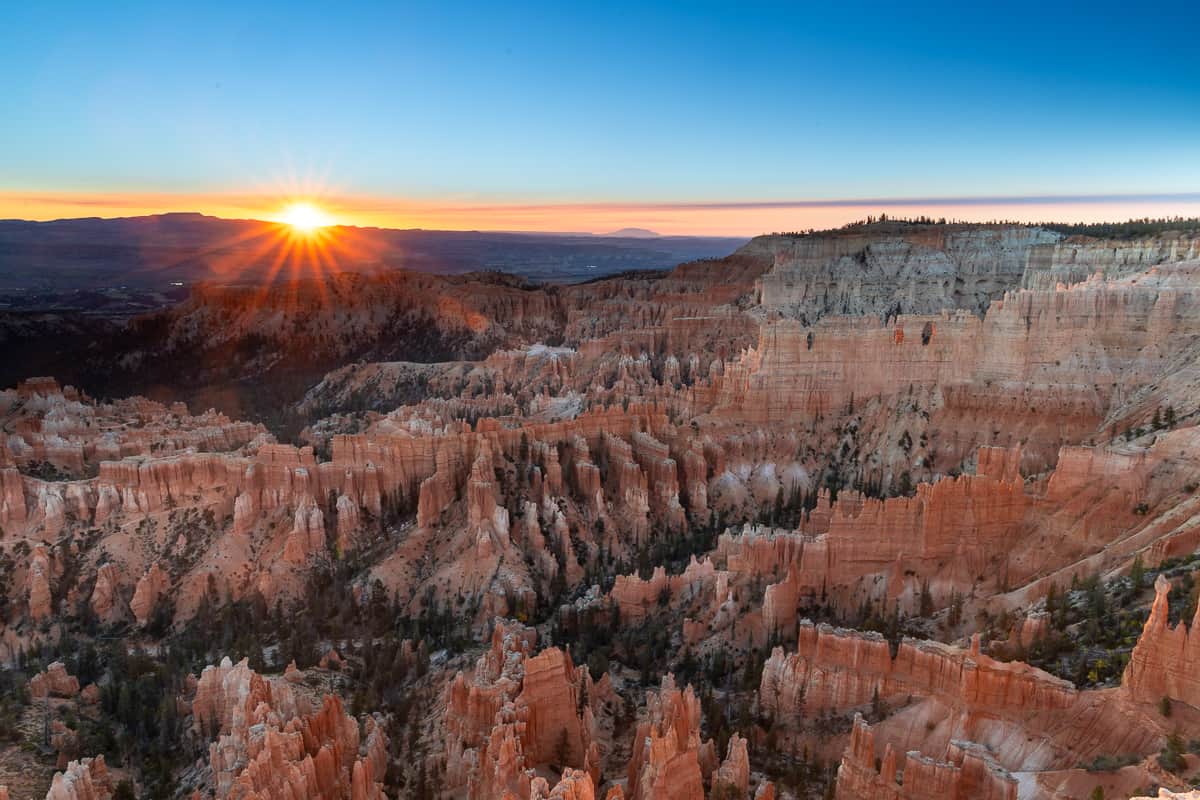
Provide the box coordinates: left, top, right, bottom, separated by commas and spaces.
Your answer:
0, 213, 745, 290
603, 227, 660, 238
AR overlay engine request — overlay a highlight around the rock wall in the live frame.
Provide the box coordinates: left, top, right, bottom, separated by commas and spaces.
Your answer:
759, 624, 1076, 719
730, 465, 1030, 630
756, 226, 1060, 319
762, 620, 1167, 779
610, 557, 720, 622
835, 715, 1017, 800
1023, 232, 1200, 289
717, 260, 1200, 470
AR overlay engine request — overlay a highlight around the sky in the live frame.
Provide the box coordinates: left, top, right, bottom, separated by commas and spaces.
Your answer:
2, 0, 1198, 235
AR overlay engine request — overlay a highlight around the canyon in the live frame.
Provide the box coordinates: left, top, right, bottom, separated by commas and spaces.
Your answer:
2, 219, 1200, 799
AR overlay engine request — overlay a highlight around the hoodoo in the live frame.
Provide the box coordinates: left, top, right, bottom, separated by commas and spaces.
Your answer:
3, 219, 1200, 799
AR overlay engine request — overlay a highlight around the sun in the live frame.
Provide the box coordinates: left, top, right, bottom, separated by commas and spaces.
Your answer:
277, 201, 333, 233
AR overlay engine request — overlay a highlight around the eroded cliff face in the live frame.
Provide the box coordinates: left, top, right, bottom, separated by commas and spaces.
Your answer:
718, 259, 1200, 474
756, 225, 1061, 320
835, 715, 1017, 800
1023, 232, 1200, 289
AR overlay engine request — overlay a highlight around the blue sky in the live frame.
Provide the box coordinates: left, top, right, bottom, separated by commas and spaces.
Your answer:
2, 1, 1198, 231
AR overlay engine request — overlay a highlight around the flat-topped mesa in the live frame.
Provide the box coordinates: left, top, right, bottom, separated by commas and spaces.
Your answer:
1123, 574, 1200, 709
759, 623, 1077, 719
836, 715, 1017, 800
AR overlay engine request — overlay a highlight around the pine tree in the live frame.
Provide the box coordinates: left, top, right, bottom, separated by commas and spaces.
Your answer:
1130, 554, 1145, 589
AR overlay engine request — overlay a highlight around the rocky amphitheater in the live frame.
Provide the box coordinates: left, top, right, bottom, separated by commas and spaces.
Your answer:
4, 222, 1200, 799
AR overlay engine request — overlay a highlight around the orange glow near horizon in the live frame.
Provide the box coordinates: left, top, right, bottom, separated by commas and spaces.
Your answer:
3, 190, 1200, 238
275, 201, 334, 233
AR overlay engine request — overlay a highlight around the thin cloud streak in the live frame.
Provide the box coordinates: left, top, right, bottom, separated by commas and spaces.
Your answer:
583, 193, 1200, 211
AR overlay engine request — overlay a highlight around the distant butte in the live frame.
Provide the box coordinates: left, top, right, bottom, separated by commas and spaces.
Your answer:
602, 227, 661, 238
